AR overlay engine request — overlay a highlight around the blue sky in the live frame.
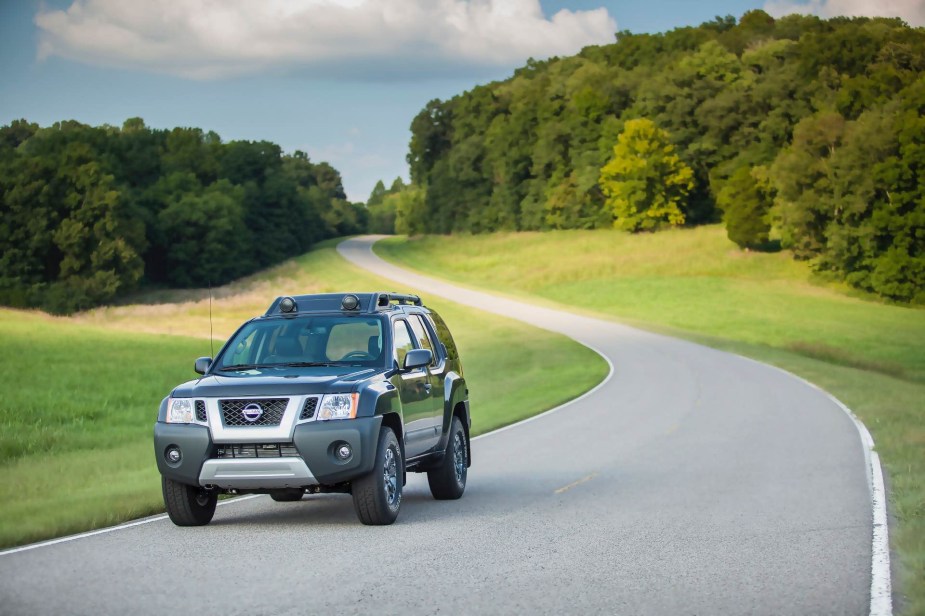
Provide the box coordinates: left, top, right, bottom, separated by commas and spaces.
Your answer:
0, 0, 917, 201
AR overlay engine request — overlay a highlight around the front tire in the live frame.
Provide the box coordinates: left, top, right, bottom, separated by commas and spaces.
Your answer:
162, 477, 217, 526
427, 416, 468, 500
352, 427, 402, 525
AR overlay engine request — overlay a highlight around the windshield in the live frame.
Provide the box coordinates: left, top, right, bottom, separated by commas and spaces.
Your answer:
216, 314, 386, 371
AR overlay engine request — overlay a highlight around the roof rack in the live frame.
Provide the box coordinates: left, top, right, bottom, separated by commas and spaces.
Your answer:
376, 292, 422, 308
262, 292, 423, 316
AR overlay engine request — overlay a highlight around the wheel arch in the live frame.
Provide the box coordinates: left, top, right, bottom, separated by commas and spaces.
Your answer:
379, 411, 405, 484
443, 372, 470, 468
453, 400, 472, 468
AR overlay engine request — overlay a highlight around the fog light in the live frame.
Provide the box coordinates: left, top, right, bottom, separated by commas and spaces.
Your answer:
166, 447, 182, 464
336, 444, 352, 460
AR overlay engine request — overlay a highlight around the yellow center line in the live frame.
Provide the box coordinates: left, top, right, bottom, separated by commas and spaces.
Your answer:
554, 473, 598, 494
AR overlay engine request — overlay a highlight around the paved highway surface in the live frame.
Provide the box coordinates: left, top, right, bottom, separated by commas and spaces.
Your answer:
0, 236, 886, 615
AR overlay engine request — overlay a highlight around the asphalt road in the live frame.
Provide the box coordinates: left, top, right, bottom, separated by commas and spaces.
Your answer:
0, 236, 883, 615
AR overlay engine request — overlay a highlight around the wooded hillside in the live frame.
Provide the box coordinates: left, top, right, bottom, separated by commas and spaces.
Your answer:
400, 12, 925, 303
0, 119, 366, 313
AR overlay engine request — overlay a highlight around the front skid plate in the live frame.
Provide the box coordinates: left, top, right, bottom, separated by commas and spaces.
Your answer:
199, 458, 316, 489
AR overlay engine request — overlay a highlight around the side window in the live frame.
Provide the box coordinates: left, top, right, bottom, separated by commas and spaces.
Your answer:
427, 312, 458, 359
408, 315, 436, 366
392, 320, 415, 368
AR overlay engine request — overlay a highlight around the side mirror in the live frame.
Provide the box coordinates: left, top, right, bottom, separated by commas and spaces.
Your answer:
194, 357, 212, 375
403, 349, 433, 371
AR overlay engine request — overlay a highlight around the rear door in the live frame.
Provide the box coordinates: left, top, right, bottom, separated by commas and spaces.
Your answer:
392, 318, 439, 457
407, 313, 444, 431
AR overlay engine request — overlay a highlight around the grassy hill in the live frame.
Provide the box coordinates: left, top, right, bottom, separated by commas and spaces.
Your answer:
376, 225, 925, 608
0, 240, 606, 548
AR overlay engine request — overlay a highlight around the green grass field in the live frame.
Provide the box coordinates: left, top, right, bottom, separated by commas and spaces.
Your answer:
0, 241, 606, 548
376, 226, 925, 610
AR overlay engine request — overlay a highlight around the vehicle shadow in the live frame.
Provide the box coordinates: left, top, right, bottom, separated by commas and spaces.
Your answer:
208, 480, 518, 528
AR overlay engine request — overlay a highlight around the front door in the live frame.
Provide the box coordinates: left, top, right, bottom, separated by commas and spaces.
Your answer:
392, 319, 439, 457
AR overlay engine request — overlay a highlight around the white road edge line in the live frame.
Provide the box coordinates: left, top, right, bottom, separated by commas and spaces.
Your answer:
734, 354, 892, 616
0, 495, 261, 557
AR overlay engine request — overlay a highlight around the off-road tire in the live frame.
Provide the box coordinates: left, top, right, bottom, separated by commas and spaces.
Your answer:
427, 416, 467, 500
162, 477, 217, 526
352, 427, 402, 525
270, 489, 304, 502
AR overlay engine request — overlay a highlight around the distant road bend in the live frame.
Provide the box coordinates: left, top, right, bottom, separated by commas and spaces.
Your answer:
0, 235, 889, 616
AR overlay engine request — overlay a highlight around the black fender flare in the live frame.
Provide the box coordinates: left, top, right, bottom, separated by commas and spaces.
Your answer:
435, 372, 469, 465
368, 381, 406, 468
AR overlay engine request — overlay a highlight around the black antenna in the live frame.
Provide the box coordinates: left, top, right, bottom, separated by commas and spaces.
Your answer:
208, 280, 215, 359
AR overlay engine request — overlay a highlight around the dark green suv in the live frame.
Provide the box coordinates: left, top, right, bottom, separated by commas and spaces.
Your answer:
153, 292, 470, 526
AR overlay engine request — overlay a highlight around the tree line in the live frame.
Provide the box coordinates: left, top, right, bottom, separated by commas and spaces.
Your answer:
381, 11, 923, 303
0, 118, 367, 313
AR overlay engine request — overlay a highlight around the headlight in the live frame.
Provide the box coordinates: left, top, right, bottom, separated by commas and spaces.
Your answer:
317, 393, 358, 421
166, 398, 194, 424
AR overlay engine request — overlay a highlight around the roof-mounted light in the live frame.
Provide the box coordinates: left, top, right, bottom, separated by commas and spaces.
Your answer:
279, 297, 297, 313
341, 294, 360, 311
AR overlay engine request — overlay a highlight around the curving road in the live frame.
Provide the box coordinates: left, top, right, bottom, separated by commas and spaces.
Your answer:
0, 236, 887, 615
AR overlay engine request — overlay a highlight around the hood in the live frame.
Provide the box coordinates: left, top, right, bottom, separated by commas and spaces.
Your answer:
171, 366, 384, 398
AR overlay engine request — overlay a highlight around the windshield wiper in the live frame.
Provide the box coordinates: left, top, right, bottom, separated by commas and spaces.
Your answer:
218, 364, 271, 372
278, 361, 345, 368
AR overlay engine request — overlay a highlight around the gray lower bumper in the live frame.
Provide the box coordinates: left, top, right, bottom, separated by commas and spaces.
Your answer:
155, 415, 383, 489
199, 458, 316, 489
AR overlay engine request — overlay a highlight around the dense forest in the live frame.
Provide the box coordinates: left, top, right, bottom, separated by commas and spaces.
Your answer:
3, 12, 923, 313
381, 11, 924, 303
0, 119, 366, 313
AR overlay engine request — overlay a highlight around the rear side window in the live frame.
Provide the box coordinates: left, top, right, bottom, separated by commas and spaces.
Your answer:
426, 311, 458, 359
408, 315, 436, 366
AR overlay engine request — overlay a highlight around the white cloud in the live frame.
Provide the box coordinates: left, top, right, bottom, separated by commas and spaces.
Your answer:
764, 0, 925, 26
35, 0, 617, 80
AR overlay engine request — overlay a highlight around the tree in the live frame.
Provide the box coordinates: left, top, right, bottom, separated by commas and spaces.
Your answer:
366, 177, 408, 234
157, 180, 250, 288
824, 85, 925, 302
388, 176, 406, 193
599, 118, 694, 231
393, 186, 427, 236
770, 111, 846, 258
718, 166, 773, 249
367, 180, 387, 208
407, 100, 452, 185
47, 163, 145, 312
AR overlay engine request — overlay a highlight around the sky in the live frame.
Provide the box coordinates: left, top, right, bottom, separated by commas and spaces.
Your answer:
1, 0, 922, 202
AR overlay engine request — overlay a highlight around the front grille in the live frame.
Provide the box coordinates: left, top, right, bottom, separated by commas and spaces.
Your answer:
220, 398, 288, 427
195, 400, 207, 422
214, 443, 300, 459
300, 397, 318, 420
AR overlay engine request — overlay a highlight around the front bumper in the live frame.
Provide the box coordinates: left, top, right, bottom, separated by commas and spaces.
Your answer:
153, 416, 384, 489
